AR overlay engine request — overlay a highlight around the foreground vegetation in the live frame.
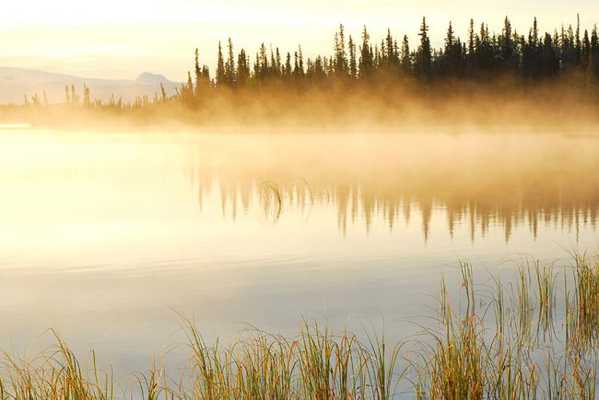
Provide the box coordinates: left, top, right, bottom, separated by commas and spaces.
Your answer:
3, 255, 599, 399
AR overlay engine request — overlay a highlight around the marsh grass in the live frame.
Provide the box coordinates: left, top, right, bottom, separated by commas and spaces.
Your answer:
2, 256, 599, 399
177, 319, 406, 400
0, 331, 114, 400
415, 257, 599, 399
534, 262, 556, 340
424, 281, 485, 400
569, 255, 599, 348
516, 266, 533, 343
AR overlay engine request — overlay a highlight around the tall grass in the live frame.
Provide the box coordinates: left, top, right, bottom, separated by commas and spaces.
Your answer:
0, 331, 114, 400
1, 256, 599, 399
516, 266, 532, 341
570, 255, 599, 348
180, 319, 405, 400
534, 262, 556, 339
425, 284, 485, 399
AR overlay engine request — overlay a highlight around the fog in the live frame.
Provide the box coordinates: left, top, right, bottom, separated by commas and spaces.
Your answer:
3, 74, 599, 136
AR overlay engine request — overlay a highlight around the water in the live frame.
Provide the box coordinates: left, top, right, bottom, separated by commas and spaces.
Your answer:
1, 129, 598, 379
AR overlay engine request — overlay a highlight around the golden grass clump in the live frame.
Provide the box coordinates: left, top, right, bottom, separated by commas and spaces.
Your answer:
2, 256, 599, 398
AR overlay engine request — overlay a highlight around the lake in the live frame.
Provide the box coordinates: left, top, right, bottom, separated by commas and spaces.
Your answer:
1, 129, 598, 381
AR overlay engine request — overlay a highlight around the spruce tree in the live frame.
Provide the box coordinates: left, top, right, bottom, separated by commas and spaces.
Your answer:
385, 29, 395, 67
348, 35, 358, 79
216, 41, 226, 85
275, 48, 282, 77
359, 26, 373, 78
194, 49, 202, 96
582, 29, 591, 71
294, 51, 299, 79
201, 66, 210, 85
225, 38, 236, 86
258, 43, 268, 79
576, 14, 582, 65
501, 17, 514, 70
591, 25, 599, 78
297, 46, 305, 78
400, 35, 411, 74
334, 25, 348, 76
443, 21, 457, 76
416, 17, 432, 79
237, 49, 250, 86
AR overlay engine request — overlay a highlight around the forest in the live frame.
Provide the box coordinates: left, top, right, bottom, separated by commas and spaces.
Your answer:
9, 15, 599, 128
185, 15, 599, 90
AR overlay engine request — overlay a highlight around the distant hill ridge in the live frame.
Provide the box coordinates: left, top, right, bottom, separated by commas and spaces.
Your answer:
0, 67, 180, 104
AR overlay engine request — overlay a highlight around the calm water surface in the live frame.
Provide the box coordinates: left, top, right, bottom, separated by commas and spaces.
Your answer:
1, 129, 598, 378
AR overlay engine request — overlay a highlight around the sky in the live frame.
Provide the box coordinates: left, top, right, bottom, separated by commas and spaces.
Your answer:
1, 0, 599, 81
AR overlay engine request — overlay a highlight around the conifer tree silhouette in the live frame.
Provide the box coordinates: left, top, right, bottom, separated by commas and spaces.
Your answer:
216, 41, 226, 85
416, 17, 432, 79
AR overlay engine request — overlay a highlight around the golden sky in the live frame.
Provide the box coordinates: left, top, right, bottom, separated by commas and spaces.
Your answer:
1, 0, 597, 81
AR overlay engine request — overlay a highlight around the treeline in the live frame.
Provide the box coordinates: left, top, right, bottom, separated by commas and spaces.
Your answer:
17, 15, 599, 121
179, 15, 599, 94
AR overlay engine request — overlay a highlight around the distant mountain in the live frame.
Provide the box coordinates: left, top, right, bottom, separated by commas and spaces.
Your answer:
135, 72, 174, 86
0, 67, 181, 104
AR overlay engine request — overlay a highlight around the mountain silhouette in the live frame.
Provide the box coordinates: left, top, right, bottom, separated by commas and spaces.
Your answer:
0, 67, 180, 104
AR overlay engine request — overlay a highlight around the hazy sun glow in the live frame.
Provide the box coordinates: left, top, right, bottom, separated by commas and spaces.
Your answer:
1, 0, 598, 80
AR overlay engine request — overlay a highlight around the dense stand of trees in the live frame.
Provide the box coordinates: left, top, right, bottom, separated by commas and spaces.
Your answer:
18, 15, 599, 115
179, 15, 599, 93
